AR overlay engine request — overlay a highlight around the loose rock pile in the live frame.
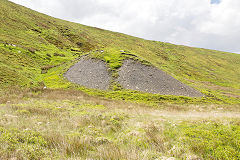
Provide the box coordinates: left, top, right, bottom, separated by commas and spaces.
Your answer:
65, 58, 111, 90
65, 58, 203, 97
118, 59, 203, 97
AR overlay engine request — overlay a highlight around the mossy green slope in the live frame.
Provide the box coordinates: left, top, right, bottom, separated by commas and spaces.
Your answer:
0, 0, 239, 104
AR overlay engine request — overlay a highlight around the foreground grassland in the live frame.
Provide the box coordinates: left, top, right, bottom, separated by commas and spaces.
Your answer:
0, 89, 239, 159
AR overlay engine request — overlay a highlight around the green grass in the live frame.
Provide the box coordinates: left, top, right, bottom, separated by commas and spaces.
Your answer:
165, 121, 240, 159
0, 0, 240, 105
0, 127, 53, 159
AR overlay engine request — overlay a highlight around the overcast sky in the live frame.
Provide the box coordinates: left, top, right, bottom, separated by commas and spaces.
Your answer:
9, 0, 240, 53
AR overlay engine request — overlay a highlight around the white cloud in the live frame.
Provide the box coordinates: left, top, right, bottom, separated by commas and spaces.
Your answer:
9, 0, 240, 53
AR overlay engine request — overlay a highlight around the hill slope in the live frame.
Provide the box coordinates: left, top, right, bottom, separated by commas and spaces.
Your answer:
0, 0, 240, 104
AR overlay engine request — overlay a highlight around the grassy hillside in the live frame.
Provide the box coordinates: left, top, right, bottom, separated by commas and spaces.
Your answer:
0, 0, 240, 104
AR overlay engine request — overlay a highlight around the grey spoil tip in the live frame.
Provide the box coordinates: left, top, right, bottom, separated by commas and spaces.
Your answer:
64, 58, 111, 90
65, 58, 203, 97
117, 59, 204, 97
